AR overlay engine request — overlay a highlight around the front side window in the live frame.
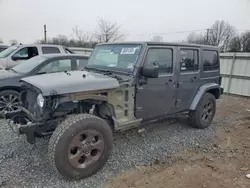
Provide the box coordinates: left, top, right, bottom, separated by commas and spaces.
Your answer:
144, 48, 173, 74
38, 59, 72, 73
14, 47, 38, 59
203, 50, 219, 71
180, 49, 199, 72
15, 47, 28, 58
42, 47, 60, 54
87, 44, 142, 72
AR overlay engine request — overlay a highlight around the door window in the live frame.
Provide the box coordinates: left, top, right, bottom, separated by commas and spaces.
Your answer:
180, 49, 199, 72
76, 58, 88, 70
202, 50, 219, 71
41, 47, 60, 54
38, 59, 72, 73
145, 48, 173, 74
13, 47, 38, 59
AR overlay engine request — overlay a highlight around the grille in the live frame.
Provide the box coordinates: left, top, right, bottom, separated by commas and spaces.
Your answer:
20, 82, 42, 119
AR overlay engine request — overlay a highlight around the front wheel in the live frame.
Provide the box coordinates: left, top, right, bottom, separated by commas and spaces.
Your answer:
188, 93, 216, 129
48, 114, 113, 179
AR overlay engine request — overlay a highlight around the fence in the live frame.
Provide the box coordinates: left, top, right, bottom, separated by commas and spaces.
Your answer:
220, 52, 250, 97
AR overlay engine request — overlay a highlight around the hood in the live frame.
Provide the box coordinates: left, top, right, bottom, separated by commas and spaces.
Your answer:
0, 69, 20, 79
20, 70, 120, 96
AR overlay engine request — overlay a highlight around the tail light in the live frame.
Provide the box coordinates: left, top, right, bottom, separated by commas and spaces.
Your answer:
219, 76, 222, 85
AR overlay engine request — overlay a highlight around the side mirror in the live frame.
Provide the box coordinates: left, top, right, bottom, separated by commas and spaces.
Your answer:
142, 66, 159, 78
12, 54, 21, 61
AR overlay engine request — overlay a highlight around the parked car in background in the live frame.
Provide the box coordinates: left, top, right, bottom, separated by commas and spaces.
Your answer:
0, 44, 74, 69
0, 54, 88, 117
68, 47, 93, 56
0, 44, 8, 52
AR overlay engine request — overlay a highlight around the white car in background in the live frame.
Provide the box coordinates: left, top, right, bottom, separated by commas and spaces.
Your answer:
0, 44, 74, 69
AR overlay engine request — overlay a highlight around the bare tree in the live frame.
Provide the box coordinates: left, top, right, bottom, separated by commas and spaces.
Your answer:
187, 32, 206, 44
151, 35, 163, 42
208, 20, 236, 51
51, 35, 68, 45
95, 18, 124, 43
228, 36, 242, 52
241, 31, 250, 52
72, 26, 92, 44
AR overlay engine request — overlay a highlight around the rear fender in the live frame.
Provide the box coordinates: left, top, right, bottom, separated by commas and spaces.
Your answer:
189, 83, 220, 110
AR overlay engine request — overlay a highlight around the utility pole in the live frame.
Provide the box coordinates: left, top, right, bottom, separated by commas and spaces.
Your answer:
44, 24, 47, 43
206, 29, 209, 45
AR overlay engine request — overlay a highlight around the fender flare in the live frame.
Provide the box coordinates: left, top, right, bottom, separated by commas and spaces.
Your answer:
189, 83, 220, 110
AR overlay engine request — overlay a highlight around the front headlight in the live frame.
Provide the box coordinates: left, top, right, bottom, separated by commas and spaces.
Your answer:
37, 93, 45, 108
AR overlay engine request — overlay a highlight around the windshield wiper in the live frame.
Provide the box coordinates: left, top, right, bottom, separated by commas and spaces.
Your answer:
85, 66, 113, 74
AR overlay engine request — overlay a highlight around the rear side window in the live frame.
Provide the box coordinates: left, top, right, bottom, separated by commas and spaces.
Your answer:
203, 50, 219, 71
42, 47, 60, 54
180, 49, 199, 72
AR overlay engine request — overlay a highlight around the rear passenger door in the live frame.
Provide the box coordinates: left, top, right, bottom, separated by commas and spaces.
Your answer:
176, 47, 202, 111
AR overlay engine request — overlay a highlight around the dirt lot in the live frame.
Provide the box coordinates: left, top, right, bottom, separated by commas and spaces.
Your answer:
0, 95, 249, 188
104, 96, 250, 188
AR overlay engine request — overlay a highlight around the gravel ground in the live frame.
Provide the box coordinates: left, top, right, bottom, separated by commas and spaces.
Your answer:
0, 96, 248, 188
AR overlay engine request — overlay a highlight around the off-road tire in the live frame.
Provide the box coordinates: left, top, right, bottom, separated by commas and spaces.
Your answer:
188, 93, 216, 129
0, 89, 20, 118
48, 114, 113, 179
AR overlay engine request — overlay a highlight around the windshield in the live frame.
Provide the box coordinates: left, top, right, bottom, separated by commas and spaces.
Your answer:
87, 44, 142, 72
12, 56, 47, 74
0, 46, 18, 58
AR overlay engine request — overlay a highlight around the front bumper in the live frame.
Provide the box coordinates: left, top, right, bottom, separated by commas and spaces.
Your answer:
7, 107, 58, 144
7, 109, 43, 144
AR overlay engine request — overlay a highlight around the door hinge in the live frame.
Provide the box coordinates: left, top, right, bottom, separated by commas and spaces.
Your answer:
175, 99, 181, 108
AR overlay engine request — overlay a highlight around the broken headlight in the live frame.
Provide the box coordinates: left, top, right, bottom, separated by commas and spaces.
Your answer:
37, 93, 45, 108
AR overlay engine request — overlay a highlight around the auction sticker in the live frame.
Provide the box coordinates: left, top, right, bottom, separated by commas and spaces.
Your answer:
120, 48, 136, 54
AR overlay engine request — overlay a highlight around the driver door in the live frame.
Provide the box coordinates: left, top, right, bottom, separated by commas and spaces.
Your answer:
135, 46, 177, 121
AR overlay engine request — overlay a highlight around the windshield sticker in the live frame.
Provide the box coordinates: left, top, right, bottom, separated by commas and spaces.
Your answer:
120, 48, 136, 54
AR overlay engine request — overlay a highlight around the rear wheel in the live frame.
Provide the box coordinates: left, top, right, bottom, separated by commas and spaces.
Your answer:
0, 90, 20, 117
48, 114, 113, 179
188, 93, 216, 129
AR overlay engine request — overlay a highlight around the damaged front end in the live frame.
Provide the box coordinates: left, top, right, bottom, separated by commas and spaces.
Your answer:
7, 81, 60, 144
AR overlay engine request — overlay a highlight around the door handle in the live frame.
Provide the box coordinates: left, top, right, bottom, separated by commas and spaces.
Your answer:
191, 76, 198, 82
166, 79, 173, 85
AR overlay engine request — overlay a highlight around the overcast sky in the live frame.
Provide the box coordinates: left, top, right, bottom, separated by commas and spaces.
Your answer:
0, 0, 250, 44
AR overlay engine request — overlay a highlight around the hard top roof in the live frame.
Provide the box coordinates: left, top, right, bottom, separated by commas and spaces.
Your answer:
97, 41, 219, 49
